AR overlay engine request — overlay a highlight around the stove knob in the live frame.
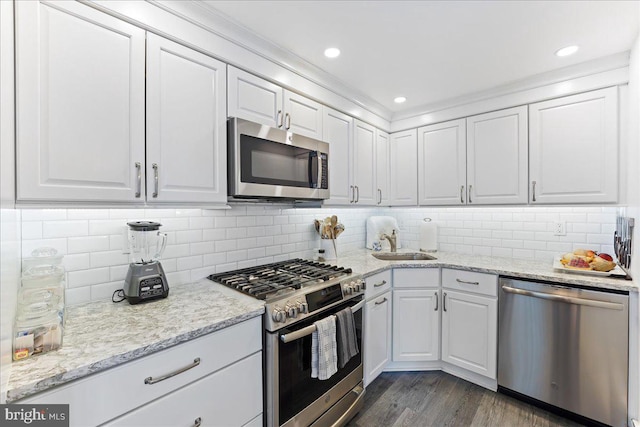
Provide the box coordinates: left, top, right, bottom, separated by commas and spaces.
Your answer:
360, 279, 367, 290
272, 307, 286, 323
286, 304, 298, 319
297, 301, 309, 314
343, 284, 353, 295
354, 281, 363, 292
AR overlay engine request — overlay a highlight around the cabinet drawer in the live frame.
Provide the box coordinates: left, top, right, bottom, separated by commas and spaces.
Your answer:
21, 317, 262, 427
364, 270, 391, 298
442, 269, 497, 297
104, 351, 263, 427
393, 268, 439, 288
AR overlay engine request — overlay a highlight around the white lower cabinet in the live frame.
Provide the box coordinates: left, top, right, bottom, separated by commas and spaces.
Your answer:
364, 290, 392, 386
18, 318, 262, 427
104, 352, 262, 427
392, 289, 439, 362
441, 269, 498, 380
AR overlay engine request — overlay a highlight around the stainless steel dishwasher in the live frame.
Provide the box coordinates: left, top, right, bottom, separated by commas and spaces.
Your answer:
498, 278, 629, 427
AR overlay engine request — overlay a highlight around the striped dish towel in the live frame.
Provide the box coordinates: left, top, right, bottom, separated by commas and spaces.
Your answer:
311, 315, 338, 380
336, 307, 359, 368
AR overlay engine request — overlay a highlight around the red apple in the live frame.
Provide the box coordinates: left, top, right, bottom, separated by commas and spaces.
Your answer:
598, 253, 613, 261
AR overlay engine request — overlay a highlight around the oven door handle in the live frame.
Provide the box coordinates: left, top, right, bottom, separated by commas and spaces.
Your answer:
280, 299, 364, 343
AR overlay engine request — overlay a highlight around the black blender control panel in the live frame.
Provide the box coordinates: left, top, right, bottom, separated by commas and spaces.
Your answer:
139, 277, 166, 297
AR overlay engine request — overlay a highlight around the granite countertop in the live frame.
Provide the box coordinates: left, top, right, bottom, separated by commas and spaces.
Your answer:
337, 249, 638, 292
6, 280, 265, 402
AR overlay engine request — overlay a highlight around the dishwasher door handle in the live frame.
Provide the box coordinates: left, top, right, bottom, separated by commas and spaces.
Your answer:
501, 285, 625, 310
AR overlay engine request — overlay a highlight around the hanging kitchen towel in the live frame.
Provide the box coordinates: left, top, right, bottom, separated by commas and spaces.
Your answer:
311, 315, 338, 380
335, 307, 359, 368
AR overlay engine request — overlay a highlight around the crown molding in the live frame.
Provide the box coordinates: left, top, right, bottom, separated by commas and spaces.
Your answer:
154, 0, 393, 121
392, 52, 630, 123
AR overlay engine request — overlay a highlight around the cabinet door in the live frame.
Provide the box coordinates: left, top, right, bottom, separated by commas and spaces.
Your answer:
228, 66, 283, 128
323, 107, 353, 205
146, 34, 227, 204
104, 352, 263, 427
466, 106, 528, 205
364, 291, 391, 386
375, 130, 390, 206
529, 87, 618, 204
353, 120, 377, 205
284, 90, 323, 140
417, 119, 466, 206
16, 0, 145, 202
389, 129, 418, 206
441, 290, 497, 379
392, 289, 439, 362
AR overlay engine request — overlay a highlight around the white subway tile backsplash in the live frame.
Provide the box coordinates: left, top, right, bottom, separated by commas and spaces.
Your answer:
65, 286, 91, 306
90, 250, 129, 268
177, 255, 203, 271
68, 236, 110, 254
22, 221, 43, 239
21, 209, 67, 221
89, 220, 126, 236
62, 253, 91, 272
22, 238, 67, 257
68, 268, 110, 288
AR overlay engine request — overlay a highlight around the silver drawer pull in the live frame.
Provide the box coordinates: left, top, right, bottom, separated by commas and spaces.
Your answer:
374, 280, 387, 287
144, 358, 200, 385
434, 292, 438, 311
194, 417, 202, 427
152, 163, 159, 198
135, 162, 142, 198
456, 278, 479, 286
375, 297, 388, 305
460, 185, 464, 204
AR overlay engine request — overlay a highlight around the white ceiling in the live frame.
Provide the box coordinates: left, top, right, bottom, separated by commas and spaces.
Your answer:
202, 1, 639, 116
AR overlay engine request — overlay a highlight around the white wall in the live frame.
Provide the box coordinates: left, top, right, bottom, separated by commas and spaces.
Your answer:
17, 204, 618, 306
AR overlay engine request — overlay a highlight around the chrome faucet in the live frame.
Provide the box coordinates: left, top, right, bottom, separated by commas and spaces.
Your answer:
380, 229, 398, 252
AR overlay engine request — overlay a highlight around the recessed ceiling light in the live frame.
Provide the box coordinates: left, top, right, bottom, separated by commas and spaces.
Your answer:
394, 96, 407, 104
324, 47, 340, 58
555, 45, 579, 57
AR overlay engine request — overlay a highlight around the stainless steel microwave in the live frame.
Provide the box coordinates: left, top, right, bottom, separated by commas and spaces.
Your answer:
227, 118, 330, 200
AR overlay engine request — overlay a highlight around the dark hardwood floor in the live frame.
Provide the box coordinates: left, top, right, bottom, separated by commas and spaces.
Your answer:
347, 371, 584, 427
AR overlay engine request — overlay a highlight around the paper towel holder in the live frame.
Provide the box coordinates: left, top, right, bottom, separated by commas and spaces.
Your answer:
419, 217, 438, 253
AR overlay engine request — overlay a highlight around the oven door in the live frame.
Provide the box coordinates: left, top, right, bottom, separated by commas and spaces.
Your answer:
266, 297, 364, 427
228, 118, 329, 200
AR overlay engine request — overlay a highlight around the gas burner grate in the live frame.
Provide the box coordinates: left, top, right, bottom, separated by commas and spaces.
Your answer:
208, 258, 352, 300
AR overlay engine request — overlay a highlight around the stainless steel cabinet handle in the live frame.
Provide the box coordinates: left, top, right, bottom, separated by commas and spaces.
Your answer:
532, 180, 537, 202
434, 292, 438, 311
277, 110, 283, 127
355, 185, 360, 203
144, 358, 201, 385
375, 297, 388, 305
285, 113, 291, 130
468, 184, 473, 203
460, 185, 464, 204
135, 162, 142, 198
501, 285, 624, 310
193, 417, 202, 427
374, 280, 387, 288
350, 185, 355, 203
443, 292, 447, 312
378, 189, 382, 205
456, 278, 479, 286
152, 163, 159, 198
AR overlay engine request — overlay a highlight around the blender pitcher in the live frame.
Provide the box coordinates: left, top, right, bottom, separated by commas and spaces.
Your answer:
124, 221, 169, 304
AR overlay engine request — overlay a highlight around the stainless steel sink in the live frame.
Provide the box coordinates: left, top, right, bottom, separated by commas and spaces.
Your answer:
371, 252, 437, 261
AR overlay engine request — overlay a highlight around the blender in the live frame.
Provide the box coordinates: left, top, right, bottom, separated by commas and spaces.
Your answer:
124, 221, 169, 304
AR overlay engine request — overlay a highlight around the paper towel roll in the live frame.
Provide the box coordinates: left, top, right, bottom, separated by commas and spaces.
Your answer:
420, 218, 437, 252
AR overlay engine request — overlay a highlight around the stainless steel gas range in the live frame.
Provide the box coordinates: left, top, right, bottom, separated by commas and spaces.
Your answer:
208, 259, 365, 427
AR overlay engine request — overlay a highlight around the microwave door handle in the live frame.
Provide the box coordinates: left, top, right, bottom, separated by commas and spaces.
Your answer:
309, 151, 320, 188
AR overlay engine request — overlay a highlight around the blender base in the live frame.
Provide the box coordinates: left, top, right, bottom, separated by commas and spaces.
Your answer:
124, 262, 169, 304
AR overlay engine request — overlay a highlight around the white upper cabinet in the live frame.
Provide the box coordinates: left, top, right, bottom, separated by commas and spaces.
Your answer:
466, 106, 528, 205
389, 129, 418, 206
283, 90, 323, 140
375, 130, 390, 206
227, 66, 283, 128
418, 119, 466, 205
228, 66, 323, 140
16, 0, 146, 203
529, 87, 618, 204
352, 120, 377, 205
323, 107, 353, 205
146, 34, 227, 204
